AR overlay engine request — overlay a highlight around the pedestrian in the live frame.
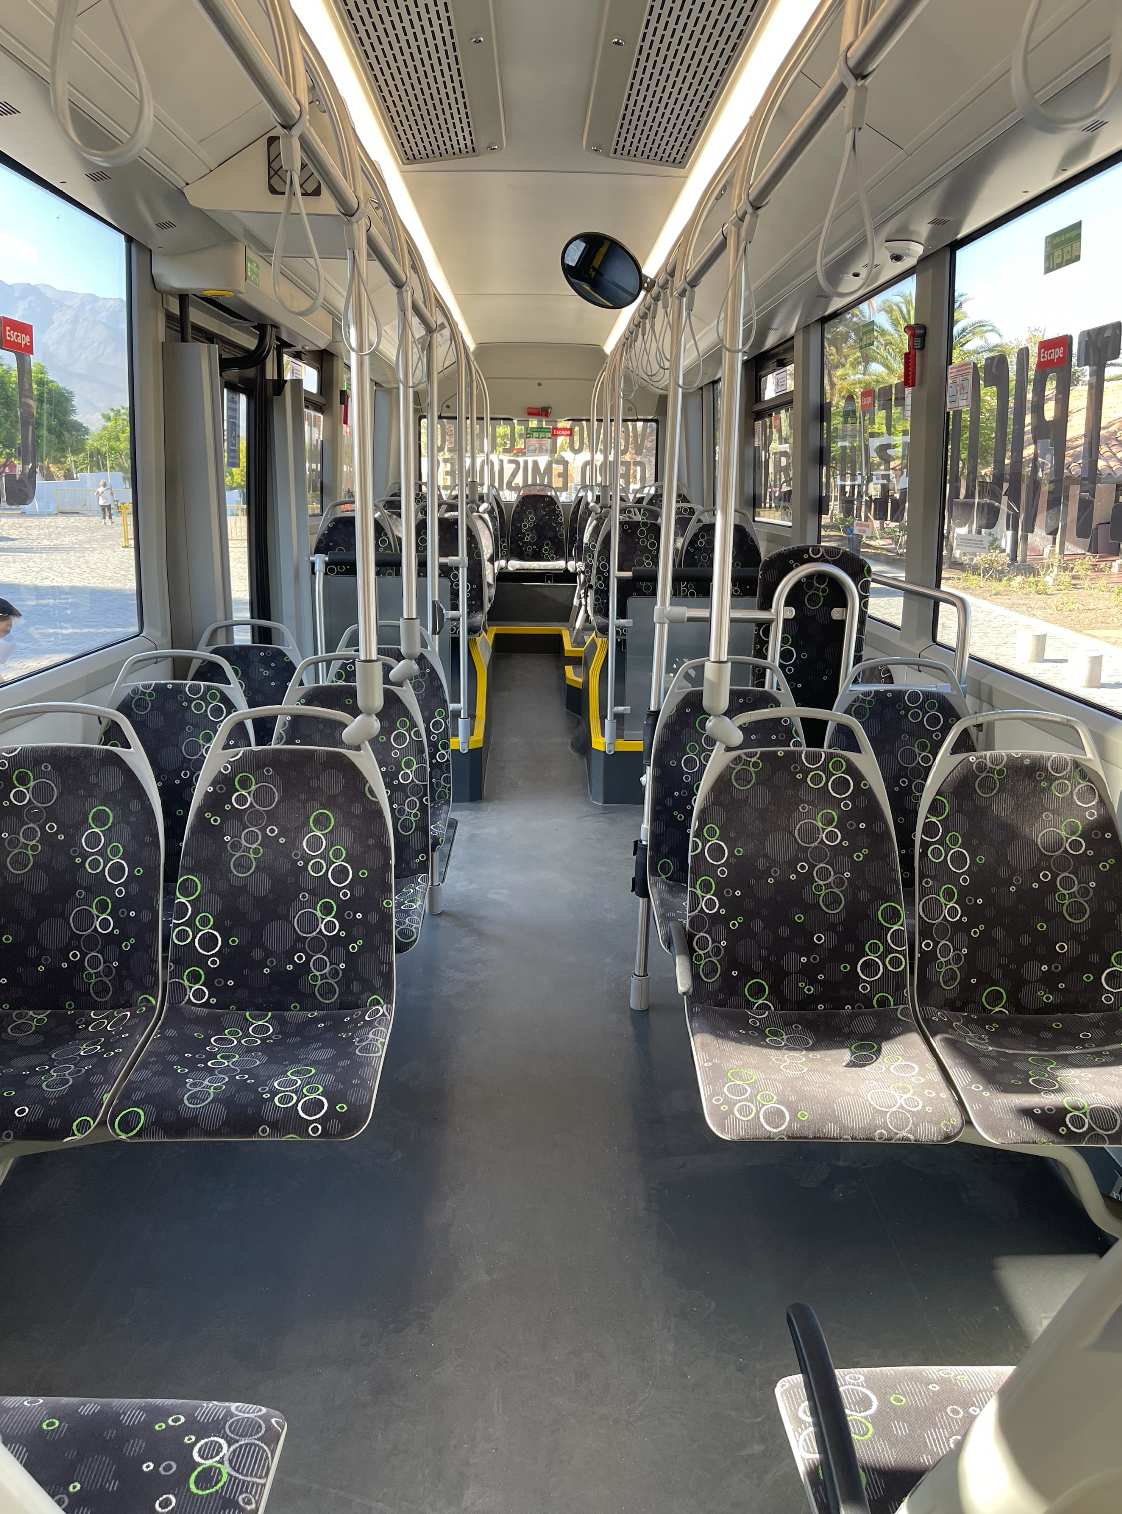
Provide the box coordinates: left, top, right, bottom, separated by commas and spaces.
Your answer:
96, 478, 115, 524
0, 596, 21, 671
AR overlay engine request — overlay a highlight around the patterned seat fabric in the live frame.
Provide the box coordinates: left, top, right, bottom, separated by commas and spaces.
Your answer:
647, 686, 796, 949
375, 645, 452, 847
0, 1396, 287, 1514
0, 747, 161, 1146
915, 749, 1122, 1145
775, 1366, 1012, 1514
195, 644, 298, 745
437, 515, 486, 634
506, 493, 566, 566
591, 514, 661, 633
314, 504, 398, 564
103, 682, 248, 916
829, 688, 974, 887
279, 685, 430, 953
108, 746, 395, 1141
677, 520, 760, 597
685, 745, 963, 1143
566, 492, 595, 562
753, 545, 871, 710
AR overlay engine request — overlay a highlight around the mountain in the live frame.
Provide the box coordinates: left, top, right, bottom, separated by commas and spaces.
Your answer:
0, 279, 128, 426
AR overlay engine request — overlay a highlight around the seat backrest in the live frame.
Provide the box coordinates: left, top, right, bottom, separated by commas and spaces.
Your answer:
508, 492, 565, 563
591, 513, 661, 624
754, 545, 871, 705
437, 514, 487, 632
566, 491, 590, 560
314, 500, 399, 561
194, 641, 299, 746
687, 708, 906, 1010
102, 654, 249, 884
829, 660, 974, 888
648, 660, 800, 893
167, 709, 395, 1014
914, 715, 1122, 1017
277, 680, 430, 882
903, 1238, 1122, 1514
377, 644, 452, 847
0, 705, 162, 1017
679, 516, 761, 596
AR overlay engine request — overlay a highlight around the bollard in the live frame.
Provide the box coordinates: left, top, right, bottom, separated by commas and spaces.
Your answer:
1070, 651, 1103, 688
1016, 629, 1047, 663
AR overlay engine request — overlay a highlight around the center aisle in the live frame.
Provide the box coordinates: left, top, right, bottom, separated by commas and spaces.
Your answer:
0, 653, 1107, 1514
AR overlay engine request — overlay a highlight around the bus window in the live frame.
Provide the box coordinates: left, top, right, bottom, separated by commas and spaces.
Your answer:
223, 387, 249, 620
942, 163, 1122, 712
822, 273, 915, 625
420, 416, 658, 500
0, 159, 138, 680
752, 351, 794, 525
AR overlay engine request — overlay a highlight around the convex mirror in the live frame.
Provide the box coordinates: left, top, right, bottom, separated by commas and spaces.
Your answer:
561, 232, 644, 309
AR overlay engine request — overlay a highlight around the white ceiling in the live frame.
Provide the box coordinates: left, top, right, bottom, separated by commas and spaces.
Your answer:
399, 0, 690, 348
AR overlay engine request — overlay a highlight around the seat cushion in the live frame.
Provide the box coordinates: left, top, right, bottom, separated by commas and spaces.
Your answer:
918, 1008, 1122, 1145
686, 1005, 964, 1142
775, 1365, 1012, 1514
0, 1396, 286, 1514
1, 1002, 158, 1145
109, 1003, 393, 1141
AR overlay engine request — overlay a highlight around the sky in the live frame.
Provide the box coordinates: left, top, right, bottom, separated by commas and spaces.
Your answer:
0, 162, 126, 301
955, 161, 1122, 347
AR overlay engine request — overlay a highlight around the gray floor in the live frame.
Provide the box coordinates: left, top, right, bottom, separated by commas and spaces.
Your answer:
0, 653, 1109, 1514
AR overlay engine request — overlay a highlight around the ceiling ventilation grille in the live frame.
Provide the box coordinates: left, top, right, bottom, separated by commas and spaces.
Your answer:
0, 101, 19, 117
338, 0, 475, 162
613, 0, 760, 168
86, 170, 111, 183
1081, 118, 1107, 132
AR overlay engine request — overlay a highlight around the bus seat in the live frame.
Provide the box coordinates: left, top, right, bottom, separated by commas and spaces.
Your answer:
314, 499, 399, 559
0, 705, 162, 1151
776, 1233, 1122, 1514
108, 709, 395, 1142
0, 1396, 286, 1514
914, 713, 1122, 1147
437, 515, 487, 634
101, 653, 250, 924
504, 490, 567, 570
646, 658, 800, 952
753, 545, 871, 717
682, 707, 963, 1144
193, 619, 302, 745
277, 665, 430, 953
828, 660, 974, 891
677, 514, 760, 596
591, 512, 660, 634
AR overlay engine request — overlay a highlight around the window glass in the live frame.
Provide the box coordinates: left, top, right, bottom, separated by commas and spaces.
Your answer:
283, 353, 320, 394
822, 276, 915, 615
420, 417, 658, 501
943, 166, 1122, 712
304, 403, 323, 515
0, 159, 138, 680
753, 405, 793, 524
760, 363, 794, 402
223, 387, 249, 619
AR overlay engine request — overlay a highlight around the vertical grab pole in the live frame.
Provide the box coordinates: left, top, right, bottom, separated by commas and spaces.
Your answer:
631, 260, 686, 1011
703, 214, 747, 719
469, 357, 479, 507
427, 320, 440, 640
394, 278, 421, 679
604, 344, 626, 753
342, 207, 383, 744
457, 337, 471, 753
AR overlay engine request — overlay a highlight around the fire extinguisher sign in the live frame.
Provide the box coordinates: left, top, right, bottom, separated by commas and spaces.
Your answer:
1, 316, 33, 355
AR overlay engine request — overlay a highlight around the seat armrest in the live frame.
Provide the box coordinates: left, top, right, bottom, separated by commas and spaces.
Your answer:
785, 1303, 871, 1514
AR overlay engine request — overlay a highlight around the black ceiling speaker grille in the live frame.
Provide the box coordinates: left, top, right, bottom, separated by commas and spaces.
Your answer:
613, 0, 760, 168
338, 0, 475, 161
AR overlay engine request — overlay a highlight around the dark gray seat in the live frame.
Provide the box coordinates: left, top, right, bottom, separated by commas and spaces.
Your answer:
590, 512, 660, 634
194, 619, 301, 745
102, 651, 250, 916
0, 1396, 287, 1514
914, 712, 1122, 1147
646, 658, 801, 951
680, 707, 963, 1144
276, 668, 430, 953
108, 708, 396, 1142
0, 703, 163, 1151
753, 545, 871, 716
505, 490, 566, 570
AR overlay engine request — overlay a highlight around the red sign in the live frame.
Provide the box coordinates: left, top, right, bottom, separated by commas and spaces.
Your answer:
860, 388, 875, 413
903, 350, 916, 388
526, 405, 552, 418
1, 316, 32, 356
1037, 335, 1071, 370
551, 426, 571, 438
